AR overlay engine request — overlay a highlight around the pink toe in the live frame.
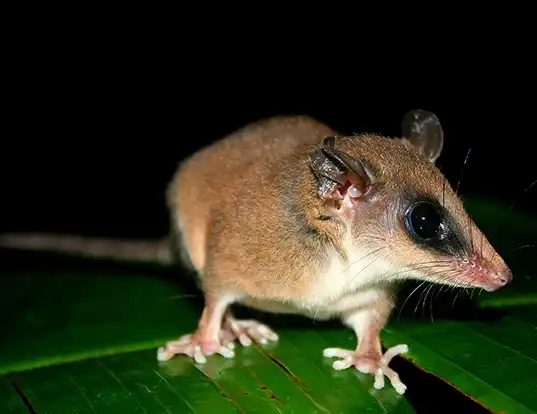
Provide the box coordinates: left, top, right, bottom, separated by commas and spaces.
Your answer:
200, 340, 220, 355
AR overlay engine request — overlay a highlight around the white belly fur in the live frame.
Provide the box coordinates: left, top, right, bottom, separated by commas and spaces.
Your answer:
238, 235, 398, 321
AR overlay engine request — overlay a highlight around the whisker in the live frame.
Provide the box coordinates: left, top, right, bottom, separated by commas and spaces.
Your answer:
435, 283, 446, 300
452, 289, 461, 308
423, 282, 436, 320
386, 261, 452, 300
427, 268, 463, 285
429, 283, 436, 322
467, 275, 480, 292
381, 258, 486, 321
511, 244, 536, 252
157, 294, 199, 302
349, 251, 386, 285
339, 246, 386, 277
356, 234, 387, 242
384, 261, 454, 280
487, 177, 537, 243
508, 178, 537, 211
416, 268, 467, 289
396, 266, 462, 317
418, 282, 433, 318
386, 263, 457, 283
397, 281, 427, 319
456, 147, 472, 195
414, 281, 431, 316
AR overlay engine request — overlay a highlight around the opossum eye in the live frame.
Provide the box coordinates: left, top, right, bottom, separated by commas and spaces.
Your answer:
404, 201, 442, 241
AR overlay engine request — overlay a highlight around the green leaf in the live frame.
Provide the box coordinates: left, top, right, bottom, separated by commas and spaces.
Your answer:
0, 196, 535, 412
0, 256, 416, 413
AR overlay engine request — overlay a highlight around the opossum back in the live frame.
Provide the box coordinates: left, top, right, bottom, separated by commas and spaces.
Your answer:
167, 115, 335, 272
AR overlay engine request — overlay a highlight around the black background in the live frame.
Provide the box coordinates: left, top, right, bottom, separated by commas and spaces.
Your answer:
2, 33, 536, 240
0, 17, 535, 414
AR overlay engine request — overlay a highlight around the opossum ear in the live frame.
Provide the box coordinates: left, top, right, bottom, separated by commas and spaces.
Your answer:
402, 109, 444, 164
309, 135, 377, 200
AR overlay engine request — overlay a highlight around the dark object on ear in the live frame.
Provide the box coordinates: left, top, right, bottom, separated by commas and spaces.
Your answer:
309, 135, 376, 199
309, 136, 346, 199
402, 109, 444, 164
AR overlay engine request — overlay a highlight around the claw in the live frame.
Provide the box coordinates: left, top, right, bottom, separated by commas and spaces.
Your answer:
157, 333, 235, 363
323, 344, 409, 394
223, 317, 279, 348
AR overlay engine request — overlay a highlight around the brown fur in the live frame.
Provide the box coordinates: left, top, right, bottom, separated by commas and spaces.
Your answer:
167, 115, 510, 319
0, 114, 509, 313
0, 112, 511, 393
167, 116, 336, 300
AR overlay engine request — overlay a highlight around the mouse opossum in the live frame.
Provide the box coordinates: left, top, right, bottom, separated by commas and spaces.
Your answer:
0, 110, 512, 394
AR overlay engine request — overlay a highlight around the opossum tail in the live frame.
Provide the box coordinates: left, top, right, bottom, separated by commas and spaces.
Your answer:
0, 232, 174, 265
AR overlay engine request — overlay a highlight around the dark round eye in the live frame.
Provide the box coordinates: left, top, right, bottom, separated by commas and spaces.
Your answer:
404, 201, 442, 241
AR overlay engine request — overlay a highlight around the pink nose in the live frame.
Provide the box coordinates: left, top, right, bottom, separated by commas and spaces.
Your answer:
497, 268, 513, 285
486, 268, 513, 291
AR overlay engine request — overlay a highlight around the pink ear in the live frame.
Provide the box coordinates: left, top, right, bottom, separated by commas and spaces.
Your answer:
309, 136, 377, 203
331, 181, 366, 220
319, 172, 365, 201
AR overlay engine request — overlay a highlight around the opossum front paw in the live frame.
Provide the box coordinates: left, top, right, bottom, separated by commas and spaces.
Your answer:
323, 344, 409, 394
221, 316, 279, 348
157, 332, 235, 364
